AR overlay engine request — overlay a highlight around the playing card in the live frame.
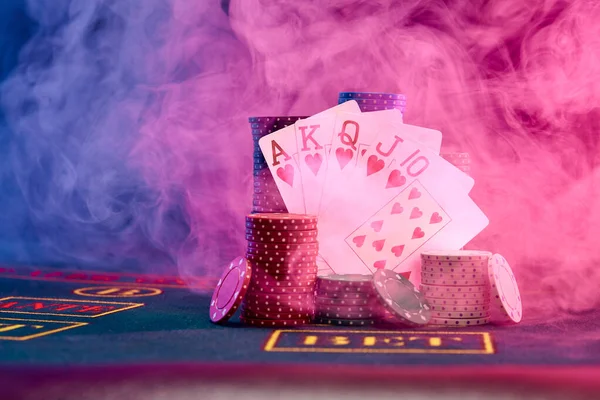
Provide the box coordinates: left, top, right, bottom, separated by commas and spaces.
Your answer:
345, 180, 451, 272
317, 132, 476, 275
294, 116, 335, 215
259, 101, 361, 214
319, 110, 403, 215
259, 127, 305, 213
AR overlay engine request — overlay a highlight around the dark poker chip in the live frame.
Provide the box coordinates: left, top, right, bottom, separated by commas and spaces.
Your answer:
314, 296, 376, 306
372, 269, 431, 326
314, 317, 376, 326
240, 315, 312, 327
342, 98, 407, 106
357, 105, 406, 113
338, 92, 407, 101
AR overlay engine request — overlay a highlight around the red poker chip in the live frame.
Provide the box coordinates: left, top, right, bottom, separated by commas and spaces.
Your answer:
246, 284, 313, 295
241, 307, 313, 320
245, 235, 317, 245
419, 283, 489, 294
242, 301, 314, 313
313, 289, 376, 300
252, 272, 317, 282
246, 213, 317, 223
209, 256, 252, 324
247, 241, 318, 251
243, 293, 314, 307
421, 264, 487, 274
240, 315, 311, 327
246, 247, 319, 257
313, 317, 376, 326
315, 306, 377, 320
250, 277, 316, 289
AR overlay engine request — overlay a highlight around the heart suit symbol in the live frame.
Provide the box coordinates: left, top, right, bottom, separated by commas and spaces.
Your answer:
276, 164, 294, 187
410, 207, 423, 219
335, 148, 353, 170
391, 203, 403, 214
370, 220, 384, 232
352, 235, 366, 247
430, 212, 443, 224
372, 239, 385, 252
305, 153, 322, 176
373, 260, 387, 269
408, 187, 421, 200
391, 245, 404, 257
366, 155, 385, 176
412, 227, 425, 239
386, 170, 406, 188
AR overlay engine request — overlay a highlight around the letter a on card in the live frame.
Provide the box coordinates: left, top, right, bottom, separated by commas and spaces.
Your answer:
259, 129, 305, 213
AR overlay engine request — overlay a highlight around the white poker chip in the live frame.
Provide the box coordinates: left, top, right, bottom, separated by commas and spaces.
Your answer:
488, 254, 522, 323
421, 250, 492, 261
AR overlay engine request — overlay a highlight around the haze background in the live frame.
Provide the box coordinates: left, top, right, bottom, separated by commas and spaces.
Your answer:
0, 0, 598, 319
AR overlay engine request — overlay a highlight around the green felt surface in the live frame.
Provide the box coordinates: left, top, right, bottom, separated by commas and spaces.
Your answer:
0, 265, 598, 368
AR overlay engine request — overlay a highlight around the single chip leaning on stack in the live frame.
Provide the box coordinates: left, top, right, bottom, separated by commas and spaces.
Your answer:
419, 250, 492, 327
441, 152, 471, 175
241, 213, 318, 327
338, 92, 407, 114
314, 274, 381, 326
488, 254, 523, 324
249, 116, 306, 213
372, 269, 432, 327
209, 256, 252, 324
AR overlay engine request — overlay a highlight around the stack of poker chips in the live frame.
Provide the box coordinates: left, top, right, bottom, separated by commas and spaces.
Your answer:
250, 116, 307, 213
313, 275, 381, 326
441, 152, 471, 175
241, 213, 319, 327
338, 91, 407, 114
419, 250, 492, 327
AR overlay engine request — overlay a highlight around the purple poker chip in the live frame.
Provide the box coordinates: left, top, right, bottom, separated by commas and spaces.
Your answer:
338, 92, 407, 101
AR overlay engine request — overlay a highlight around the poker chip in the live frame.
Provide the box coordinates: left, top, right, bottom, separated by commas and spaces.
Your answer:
246, 213, 317, 224
243, 292, 314, 305
421, 263, 488, 273
429, 304, 489, 312
246, 240, 319, 250
246, 253, 319, 263
420, 276, 488, 286
245, 234, 317, 244
419, 283, 489, 294
357, 105, 406, 113
245, 228, 318, 239
428, 316, 490, 326
240, 315, 311, 327
431, 310, 490, 319
315, 308, 376, 319
421, 271, 488, 280
313, 289, 376, 299
209, 256, 252, 324
247, 284, 313, 294
315, 296, 375, 306
314, 317, 376, 326
426, 297, 490, 306
338, 92, 407, 101
240, 307, 313, 320
316, 274, 373, 289
420, 250, 492, 262
372, 269, 431, 326
488, 254, 522, 323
